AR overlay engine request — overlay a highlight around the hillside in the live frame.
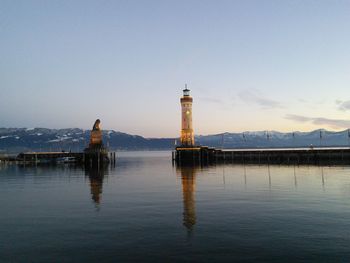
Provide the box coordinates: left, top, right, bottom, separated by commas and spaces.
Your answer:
1, 128, 350, 153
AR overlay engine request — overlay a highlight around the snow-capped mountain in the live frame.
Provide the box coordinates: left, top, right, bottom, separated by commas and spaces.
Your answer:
0, 128, 173, 153
196, 129, 350, 148
1, 128, 350, 153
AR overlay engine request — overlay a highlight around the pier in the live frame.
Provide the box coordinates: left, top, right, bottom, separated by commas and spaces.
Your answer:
13, 151, 117, 165
174, 146, 350, 165
174, 87, 350, 165
17, 151, 84, 164
1, 120, 117, 167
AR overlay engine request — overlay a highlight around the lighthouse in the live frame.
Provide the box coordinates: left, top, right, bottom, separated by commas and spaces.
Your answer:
180, 85, 195, 146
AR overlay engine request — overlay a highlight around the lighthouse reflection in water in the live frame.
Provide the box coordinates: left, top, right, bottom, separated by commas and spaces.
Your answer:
4, 151, 350, 262
176, 165, 198, 233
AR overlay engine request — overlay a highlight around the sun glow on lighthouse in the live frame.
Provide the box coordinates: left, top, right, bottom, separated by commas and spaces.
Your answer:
180, 85, 195, 146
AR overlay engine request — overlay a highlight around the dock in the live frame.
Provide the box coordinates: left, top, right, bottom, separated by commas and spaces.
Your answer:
0, 120, 117, 167
174, 146, 350, 165
17, 152, 84, 164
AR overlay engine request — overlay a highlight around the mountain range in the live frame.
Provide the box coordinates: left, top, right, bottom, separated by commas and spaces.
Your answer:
1, 128, 350, 153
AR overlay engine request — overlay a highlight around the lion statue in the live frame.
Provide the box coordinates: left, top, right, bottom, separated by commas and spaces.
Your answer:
90, 119, 102, 146
92, 119, 101, 131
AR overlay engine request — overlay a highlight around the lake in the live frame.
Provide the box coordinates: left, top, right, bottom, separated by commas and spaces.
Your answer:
1, 151, 350, 262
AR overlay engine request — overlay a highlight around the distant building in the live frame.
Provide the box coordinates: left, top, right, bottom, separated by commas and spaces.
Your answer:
180, 85, 195, 146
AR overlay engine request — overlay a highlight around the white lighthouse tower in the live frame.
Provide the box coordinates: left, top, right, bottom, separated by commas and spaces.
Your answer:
180, 85, 195, 146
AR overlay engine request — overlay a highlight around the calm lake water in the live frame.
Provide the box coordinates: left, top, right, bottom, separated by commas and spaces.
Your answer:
1, 151, 350, 262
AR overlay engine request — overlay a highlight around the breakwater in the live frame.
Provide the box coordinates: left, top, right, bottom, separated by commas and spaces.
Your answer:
173, 146, 350, 165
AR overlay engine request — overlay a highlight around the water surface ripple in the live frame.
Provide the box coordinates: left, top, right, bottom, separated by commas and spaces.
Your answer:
1, 151, 350, 262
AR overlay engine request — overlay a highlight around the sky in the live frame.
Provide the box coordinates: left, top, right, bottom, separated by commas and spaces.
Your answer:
1, 0, 350, 137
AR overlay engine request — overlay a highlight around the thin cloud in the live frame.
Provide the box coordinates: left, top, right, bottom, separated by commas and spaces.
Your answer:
336, 100, 350, 111
285, 114, 350, 129
238, 90, 283, 109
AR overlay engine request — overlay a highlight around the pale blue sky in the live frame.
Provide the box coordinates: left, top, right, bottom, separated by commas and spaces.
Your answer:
1, 0, 350, 137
